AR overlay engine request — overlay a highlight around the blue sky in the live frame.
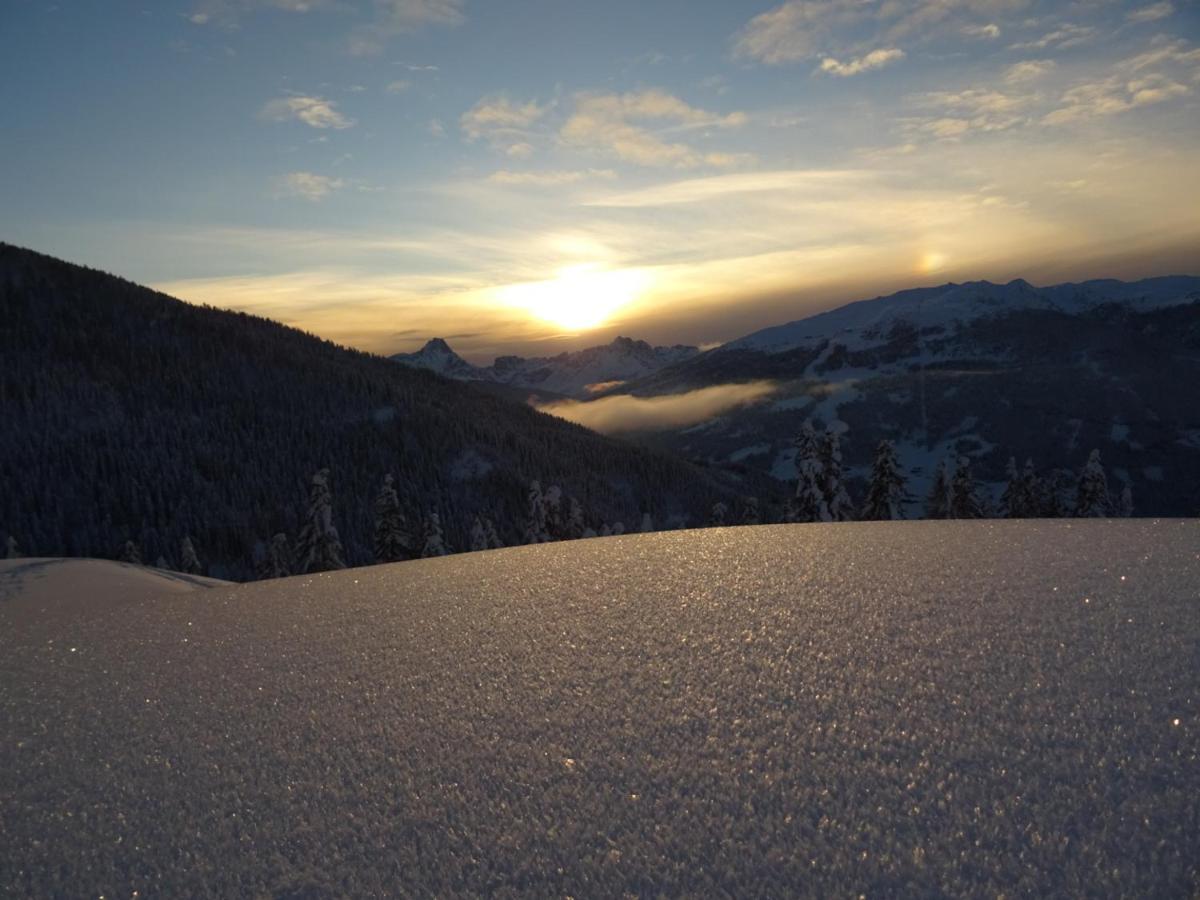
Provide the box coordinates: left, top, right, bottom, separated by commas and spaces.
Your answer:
2, 0, 1198, 359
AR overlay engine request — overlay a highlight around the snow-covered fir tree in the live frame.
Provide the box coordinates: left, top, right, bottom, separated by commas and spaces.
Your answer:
1075, 449, 1111, 517
5, 535, 21, 559
483, 518, 503, 549
710, 501, 728, 526
1042, 470, 1070, 518
373, 473, 413, 563
640, 512, 654, 533
599, 523, 612, 537
523, 480, 551, 544
925, 459, 952, 519
999, 457, 1021, 518
741, 497, 761, 525
155, 555, 169, 569
543, 484, 564, 539
820, 427, 854, 521
469, 516, 490, 552
258, 533, 291, 580
179, 536, 202, 575
861, 440, 906, 520
119, 540, 142, 565
294, 468, 346, 573
1018, 458, 1042, 518
1119, 483, 1134, 518
789, 421, 831, 523
421, 511, 449, 558
949, 457, 984, 519
564, 497, 587, 540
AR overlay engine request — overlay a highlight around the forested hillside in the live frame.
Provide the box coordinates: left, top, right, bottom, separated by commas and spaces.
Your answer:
0, 244, 763, 578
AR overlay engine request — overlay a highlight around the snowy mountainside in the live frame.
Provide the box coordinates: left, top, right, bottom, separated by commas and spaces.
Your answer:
0, 243, 759, 578
393, 335, 700, 398
606, 276, 1200, 516
2, 521, 1197, 896
725, 276, 1200, 354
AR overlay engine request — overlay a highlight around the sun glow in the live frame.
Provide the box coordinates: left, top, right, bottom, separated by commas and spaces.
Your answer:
497, 264, 651, 331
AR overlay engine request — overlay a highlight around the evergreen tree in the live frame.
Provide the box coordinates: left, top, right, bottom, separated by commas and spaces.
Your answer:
294, 469, 346, 573
1075, 449, 1111, 517
1019, 458, 1042, 518
741, 497, 761, 525
1119, 483, 1134, 518
949, 456, 984, 519
610, 522, 625, 535
1042, 470, 1070, 518
483, 518, 504, 549
119, 540, 142, 565
421, 511, 449, 558
925, 459, 952, 520
373, 473, 413, 563
790, 421, 831, 523
179, 536, 202, 575
259, 533, 291, 580
999, 457, 1021, 518
155, 555, 169, 570
543, 484, 564, 539
5, 535, 21, 559
469, 516, 489, 552
523, 480, 551, 544
564, 497, 586, 540
640, 512, 654, 533
861, 440, 906, 520
710, 501, 728, 526
820, 428, 854, 521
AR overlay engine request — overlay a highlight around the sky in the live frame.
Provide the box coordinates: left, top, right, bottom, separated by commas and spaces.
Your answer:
2, 0, 1198, 361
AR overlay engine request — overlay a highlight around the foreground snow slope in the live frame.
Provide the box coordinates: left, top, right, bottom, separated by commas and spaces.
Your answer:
2, 521, 1197, 896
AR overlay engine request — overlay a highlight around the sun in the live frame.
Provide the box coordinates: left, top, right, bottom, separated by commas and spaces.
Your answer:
498, 264, 651, 332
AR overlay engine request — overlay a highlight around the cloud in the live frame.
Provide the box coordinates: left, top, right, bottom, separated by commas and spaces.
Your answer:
963, 23, 1000, 39
188, 0, 332, 26
1010, 23, 1095, 51
587, 169, 869, 208
1126, 2, 1174, 23
1042, 74, 1189, 124
1042, 41, 1197, 124
350, 0, 466, 54
274, 171, 346, 201
732, 0, 868, 65
260, 95, 354, 129
428, 118, 447, 138
536, 382, 779, 433
488, 169, 617, 187
560, 89, 748, 168
818, 48, 904, 77
1004, 59, 1056, 83
460, 96, 546, 154
385, 80, 410, 94
909, 88, 1032, 137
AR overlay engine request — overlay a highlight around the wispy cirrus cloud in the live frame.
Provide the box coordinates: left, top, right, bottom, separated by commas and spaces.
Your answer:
349, 0, 466, 54
260, 95, 354, 129
188, 0, 334, 26
1004, 59, 1056, 83
818, 48, 904, 77
273, 171, 346, 201
488, 169, 618, 187
460, 95, 546, 155
1126, 2, 1174, 24
1010, 23, 1095, 51
560, 89, 749, 168
963, 23, 1000, 39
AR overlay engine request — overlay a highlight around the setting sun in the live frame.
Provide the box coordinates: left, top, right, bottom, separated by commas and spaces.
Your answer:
497, 264, 651, 332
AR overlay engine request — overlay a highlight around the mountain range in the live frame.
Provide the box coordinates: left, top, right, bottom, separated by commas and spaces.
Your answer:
393, 275, 1200, 517
393, 335, 699, 398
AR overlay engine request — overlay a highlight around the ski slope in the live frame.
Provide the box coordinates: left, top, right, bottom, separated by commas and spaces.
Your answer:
2, 521, 1197, 896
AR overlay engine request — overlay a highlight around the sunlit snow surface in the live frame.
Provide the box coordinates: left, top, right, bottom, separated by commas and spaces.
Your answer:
2, 522, 1198, 897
